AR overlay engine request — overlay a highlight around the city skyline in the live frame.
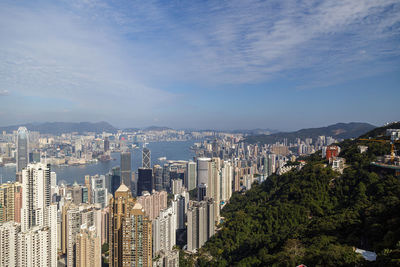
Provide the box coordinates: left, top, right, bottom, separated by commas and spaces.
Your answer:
0, 0, 399, 130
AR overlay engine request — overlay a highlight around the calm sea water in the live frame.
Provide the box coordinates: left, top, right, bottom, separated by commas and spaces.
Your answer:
0, 141, 196, 185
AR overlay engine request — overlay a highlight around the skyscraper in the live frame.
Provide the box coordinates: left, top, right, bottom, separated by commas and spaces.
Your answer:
138, 168, 153, 196
0, 222, 20, 266
171, 178, 183, 195
197, 183, 207, 201
153, 164, 163, 191
208, 158, 221, 223
0, 182, 16, 223
20, 163, 57, 267
220, 161, 233, 203
187, 199, 215, 252
18, 226, 52, 267
152, 207, 177, 256
120, 151, 132, 189
109, 184, 152, 267
16, 127, 29, 173
109, 166, 121, 196
21, 163, 51, 231
187, 161, 197, 191
137, 190, 168, 221
76, 225, 101, 267
142, 147, 151, 169
91, 175, 108, 208
197, 158, 211, 185
162, 164, 170, 191
103, 137, 110, 152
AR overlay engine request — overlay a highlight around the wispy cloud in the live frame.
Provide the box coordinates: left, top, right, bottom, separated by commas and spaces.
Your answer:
0, 90, 9, 96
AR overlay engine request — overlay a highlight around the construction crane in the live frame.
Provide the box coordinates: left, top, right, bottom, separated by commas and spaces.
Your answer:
359, 137, 400, 163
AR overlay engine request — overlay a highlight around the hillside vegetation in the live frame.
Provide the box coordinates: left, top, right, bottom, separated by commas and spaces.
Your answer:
186, 123, 400, 266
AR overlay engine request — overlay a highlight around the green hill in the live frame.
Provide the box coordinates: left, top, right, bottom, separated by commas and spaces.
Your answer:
184, 123, 400, 266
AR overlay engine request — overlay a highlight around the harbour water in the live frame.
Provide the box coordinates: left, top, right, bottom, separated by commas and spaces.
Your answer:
0, 140, 196, 185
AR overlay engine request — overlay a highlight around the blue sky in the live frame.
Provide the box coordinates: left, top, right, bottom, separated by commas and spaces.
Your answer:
0, 0, 399, 131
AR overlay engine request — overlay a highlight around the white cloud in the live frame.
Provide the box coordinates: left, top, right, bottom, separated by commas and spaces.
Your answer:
0, 1, 176, 123
0, 90, 9, 96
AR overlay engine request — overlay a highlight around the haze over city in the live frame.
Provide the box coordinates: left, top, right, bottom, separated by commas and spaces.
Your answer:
1, 0, 399, 130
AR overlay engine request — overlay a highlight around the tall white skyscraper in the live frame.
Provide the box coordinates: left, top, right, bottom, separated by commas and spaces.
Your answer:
152, 206, 177, 256
207, 158, 220, 223
220, 161, 233, 203
16, 127, 29, 173
18, 226, 51, 267
20, 163, 57, 267
21, 163, 51, 231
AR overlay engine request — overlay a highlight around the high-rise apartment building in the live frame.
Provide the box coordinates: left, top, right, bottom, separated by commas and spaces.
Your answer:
187, 199, 215, 252
0, 182, 15, 222
14, 183, 22, 223
137, 190, 168, 221
171, 178, 183, 195
91, 175, 108, 208
16, 127, 29, 173
76, 225, 101, 267
120, 151, 132, 189
18, 226, 52, 267
220, 161, 233, 203
152, 206, 177, 256
0, 222, 20, 266
172, 194, 188, 230
72, 182, 83, 205
63, 203, 102, 266
207, 158, 220, 223
109, 184, 152, 267
66, 205, 82, 267
21, 163, 52, 230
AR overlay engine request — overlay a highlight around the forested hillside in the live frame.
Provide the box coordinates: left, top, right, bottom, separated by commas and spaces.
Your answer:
184, 123, 400, 266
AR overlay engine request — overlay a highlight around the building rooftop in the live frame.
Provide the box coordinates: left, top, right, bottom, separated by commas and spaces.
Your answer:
116, 183, 130, 192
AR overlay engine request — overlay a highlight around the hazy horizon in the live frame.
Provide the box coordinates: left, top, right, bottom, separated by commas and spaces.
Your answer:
0, 120, 382, 133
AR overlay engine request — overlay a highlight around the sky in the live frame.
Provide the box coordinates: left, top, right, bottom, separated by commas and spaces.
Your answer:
0, 0, 399, 131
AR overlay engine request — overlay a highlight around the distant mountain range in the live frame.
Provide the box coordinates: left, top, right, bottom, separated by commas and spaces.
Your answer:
245, 122, 376, 144
0, 121, 376, 138
0, 121, 118, 134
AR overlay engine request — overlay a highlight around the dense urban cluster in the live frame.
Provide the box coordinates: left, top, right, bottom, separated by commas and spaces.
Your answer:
0, 126, 346, 266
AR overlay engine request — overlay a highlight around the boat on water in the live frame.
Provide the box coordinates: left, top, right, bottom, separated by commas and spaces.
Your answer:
3, 163, 16, 168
